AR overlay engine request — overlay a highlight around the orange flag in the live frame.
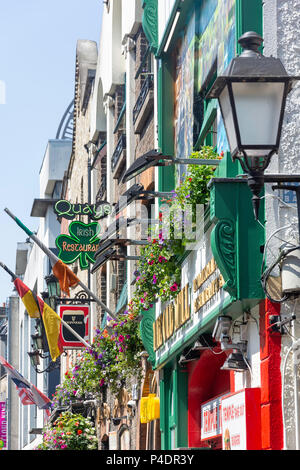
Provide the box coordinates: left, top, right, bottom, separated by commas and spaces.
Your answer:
52, 259, 80, 297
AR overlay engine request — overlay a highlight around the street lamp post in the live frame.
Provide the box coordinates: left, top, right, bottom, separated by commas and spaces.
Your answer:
207, 31, 300, 219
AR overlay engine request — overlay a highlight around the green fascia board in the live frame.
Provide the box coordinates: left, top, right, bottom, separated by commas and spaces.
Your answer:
210, 177, 265, 302
154, 295, 234, 370
154, 295, 261, 370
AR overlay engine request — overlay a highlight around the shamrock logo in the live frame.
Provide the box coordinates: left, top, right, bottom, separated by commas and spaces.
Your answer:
55, 221, 101, 270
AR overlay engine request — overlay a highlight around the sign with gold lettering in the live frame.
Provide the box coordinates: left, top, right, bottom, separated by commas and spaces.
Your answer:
153, 284, 190, 351
193, 258, 225, 314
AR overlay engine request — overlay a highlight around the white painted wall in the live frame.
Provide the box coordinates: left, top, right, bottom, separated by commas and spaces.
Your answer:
263, 0, 300, 450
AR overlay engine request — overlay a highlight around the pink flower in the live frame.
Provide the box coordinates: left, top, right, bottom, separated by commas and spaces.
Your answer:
170, 283, 178, 292
119, 335, 125, 343
140, 298, 145, 303
158, 256, 166, 263
148, 260, 154, 265
153, 275, 157, 284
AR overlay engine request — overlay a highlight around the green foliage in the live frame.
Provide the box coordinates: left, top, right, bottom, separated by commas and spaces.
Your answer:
37, 412, 98, 450
129, 146, 221, 313
51, 310, 144, 406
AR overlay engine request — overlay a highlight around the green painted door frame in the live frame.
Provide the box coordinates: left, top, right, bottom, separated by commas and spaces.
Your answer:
159, 361, 188, 450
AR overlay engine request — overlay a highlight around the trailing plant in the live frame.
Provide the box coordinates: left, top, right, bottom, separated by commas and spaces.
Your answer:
36, 411, 98, 450
128, 147, 222, 314
161, 146, 222, 247
51, 309, 144, 405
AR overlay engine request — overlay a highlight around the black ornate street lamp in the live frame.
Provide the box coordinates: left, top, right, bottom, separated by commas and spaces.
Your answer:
207, 31, 299, 219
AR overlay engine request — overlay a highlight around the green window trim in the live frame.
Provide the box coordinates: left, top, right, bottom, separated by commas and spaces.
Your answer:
194, 99, 217, 150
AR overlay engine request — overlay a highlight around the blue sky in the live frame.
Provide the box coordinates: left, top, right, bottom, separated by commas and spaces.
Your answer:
0, 0, 102, 304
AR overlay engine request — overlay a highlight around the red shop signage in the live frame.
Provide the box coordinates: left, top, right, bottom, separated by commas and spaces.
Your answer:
201, 394, 225, 440
221, 388, 261, 450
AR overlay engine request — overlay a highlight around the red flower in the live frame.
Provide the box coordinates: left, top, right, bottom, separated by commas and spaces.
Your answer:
77, 429, 82, 435
170, 283, 178, 292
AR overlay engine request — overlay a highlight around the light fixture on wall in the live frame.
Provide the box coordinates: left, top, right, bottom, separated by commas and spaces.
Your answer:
121, 149, 220, 184
113, 183, 174, 216
221, 350, 249, 372
178, 334, 217, 365
207, 31, 300, 219
212, 315, 250, 373
94, 237, 149, 259
91, 247, 141, 274
163, 10, 181, 53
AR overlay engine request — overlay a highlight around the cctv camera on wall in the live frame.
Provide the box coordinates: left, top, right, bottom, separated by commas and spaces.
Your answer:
212, 315, 232, 342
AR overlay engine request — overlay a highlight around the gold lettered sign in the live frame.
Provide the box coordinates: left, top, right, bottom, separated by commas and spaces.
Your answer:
153, 284, 190, 351
193, 258, 224, 313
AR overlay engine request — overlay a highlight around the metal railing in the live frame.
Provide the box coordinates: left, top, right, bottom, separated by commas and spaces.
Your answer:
133, 73, 154, 124
111, 134, 126, 171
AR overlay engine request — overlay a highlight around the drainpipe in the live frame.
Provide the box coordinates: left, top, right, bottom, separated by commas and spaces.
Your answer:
85, 142, 94, 291
292, 318, 300, 450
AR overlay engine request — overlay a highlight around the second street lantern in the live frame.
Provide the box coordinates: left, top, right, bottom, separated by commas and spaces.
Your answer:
207, 31, 300, 219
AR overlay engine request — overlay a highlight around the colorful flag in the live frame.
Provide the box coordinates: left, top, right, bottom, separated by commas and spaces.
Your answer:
13, 277, 63, 361
13, 278, 40, 319
0, 356, 51, 414
36, 297, 64, 362
52, 258, 79, 297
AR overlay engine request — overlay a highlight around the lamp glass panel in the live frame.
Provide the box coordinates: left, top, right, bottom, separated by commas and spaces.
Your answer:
232, 81, 285, 152
219, 85, 238, 155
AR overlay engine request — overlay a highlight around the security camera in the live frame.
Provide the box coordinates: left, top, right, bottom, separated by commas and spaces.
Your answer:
127, 400, 136, 409
212, 315, 232, 342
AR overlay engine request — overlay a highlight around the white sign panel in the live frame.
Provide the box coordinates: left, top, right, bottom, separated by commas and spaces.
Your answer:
201, 395, 224, 440
221, 390, 247, 450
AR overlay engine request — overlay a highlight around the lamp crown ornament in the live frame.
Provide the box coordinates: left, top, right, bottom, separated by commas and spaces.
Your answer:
238, 31, 263, 57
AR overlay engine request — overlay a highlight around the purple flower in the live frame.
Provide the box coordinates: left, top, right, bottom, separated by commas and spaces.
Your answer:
153, 274, 157, 284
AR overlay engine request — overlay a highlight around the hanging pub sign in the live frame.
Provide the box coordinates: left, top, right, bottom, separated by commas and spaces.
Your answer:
55, 221, 100, 270
54, 199, 112, 221
58, 304, 89, 349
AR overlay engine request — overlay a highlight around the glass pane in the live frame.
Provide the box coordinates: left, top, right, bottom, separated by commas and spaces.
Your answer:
232, 82, 285, 148
219, 86, 238, 154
